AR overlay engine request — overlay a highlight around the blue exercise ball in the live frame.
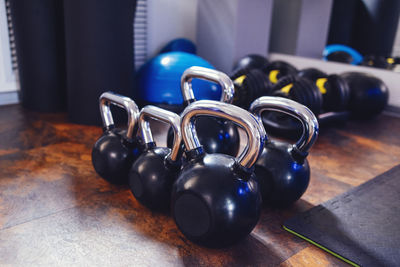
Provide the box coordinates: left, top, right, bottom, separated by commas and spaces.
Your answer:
159, 38, 196, 54
134, 52, 221, 106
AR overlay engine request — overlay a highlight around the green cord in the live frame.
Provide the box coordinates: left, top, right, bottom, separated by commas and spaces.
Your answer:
283, 226, 360, 267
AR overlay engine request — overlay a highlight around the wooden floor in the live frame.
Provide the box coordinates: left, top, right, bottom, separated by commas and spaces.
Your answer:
0, 104, 399, 266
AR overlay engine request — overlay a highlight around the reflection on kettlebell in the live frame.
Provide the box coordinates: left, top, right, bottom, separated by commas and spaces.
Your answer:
171, 100, 265, 247
91, 92, 143, 184
167, 66, 240, 157
250, 96, 318, 207
129, 106, 182, 211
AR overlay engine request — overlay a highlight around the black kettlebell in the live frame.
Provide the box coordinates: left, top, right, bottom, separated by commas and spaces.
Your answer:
129, 106, 182, 211
250, 96, 318, 208
91, 92, 143, 184
171, 100, 265, 247
167, 66, 240, 157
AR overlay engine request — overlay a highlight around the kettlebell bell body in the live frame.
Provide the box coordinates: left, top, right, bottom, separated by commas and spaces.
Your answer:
254, 140, 310, 207
250, 96, 318, 208
129, 106, 182, 210
172, 100, 265, 247
173, 153, 261, 247
91, 92, 142, 184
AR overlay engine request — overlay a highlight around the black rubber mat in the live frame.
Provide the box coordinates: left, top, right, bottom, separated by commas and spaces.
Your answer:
284, 165, 400, 267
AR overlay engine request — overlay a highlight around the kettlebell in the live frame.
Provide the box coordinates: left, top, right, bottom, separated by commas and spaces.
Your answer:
167, 66, 240, 157
249, 96, 318, 207
91, 92, 143, 184
129, 106, 182, 211
171, 100, 265, 247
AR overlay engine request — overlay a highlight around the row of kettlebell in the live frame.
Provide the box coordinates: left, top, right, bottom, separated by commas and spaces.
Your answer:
91, 68, 319, 247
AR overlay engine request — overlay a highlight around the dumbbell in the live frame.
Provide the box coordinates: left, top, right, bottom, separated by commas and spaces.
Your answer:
298, 68, 350, 112
262, 70, 389, 138
341, 72, 389, 119
230, 54, 269, 80
231, 60, 298, 103
231, 68, 273, 109
229, 56, 296, 109
263, 60, 298, 84
261, 74, 323, 139
297, 69, 389, 119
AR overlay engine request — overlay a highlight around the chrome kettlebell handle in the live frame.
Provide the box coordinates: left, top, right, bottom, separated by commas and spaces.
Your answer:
181, 66, 235, 104
249, 96, 318, 154
139, 106, 182, 162
180, 100, 266, 169
99, 92, 139, 140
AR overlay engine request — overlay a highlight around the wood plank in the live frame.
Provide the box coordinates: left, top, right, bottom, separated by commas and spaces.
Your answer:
0, 190, 311, 266
280, 245, 346, 267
